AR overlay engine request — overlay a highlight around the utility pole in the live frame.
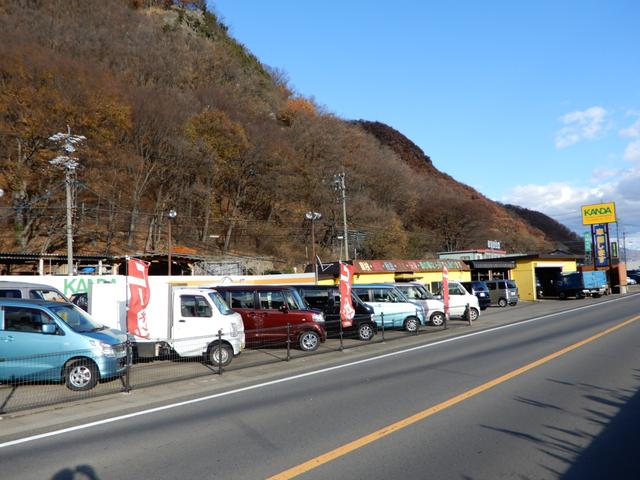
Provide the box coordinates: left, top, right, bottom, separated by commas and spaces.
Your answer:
334, 172, 349, 260
305, 211, 322, 283
49, 126, 86, 276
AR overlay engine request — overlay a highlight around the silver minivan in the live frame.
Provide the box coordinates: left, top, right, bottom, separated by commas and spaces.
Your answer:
485, 279, 519, 307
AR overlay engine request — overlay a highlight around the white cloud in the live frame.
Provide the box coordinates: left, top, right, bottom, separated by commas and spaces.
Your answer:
502, 172, 640, 244
623, 140, 640, 163
555, 106, 607, 148
620, 117, 640, 138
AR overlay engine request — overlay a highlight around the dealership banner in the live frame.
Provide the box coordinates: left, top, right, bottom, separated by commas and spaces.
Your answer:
442, 265, 449, 317
127, 258, 151, 338
592, 224, 609, 267
339, 262, 355, 327
581, 202, 616, 225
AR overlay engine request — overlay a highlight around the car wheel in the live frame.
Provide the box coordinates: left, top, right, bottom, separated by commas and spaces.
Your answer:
467, 308, 479, 322
207, 342, 233, 367
64, 359, 99, 391
558, 292, 567, 300
403, 316, 419, 332
299, 331, 320, 351
430, 311, 445, 327
357, 322, 375, 341
498, 298, 508, 307
480, 306, 487, 311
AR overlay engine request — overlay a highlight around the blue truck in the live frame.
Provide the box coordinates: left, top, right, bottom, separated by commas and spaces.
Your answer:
552, 271, 608, 299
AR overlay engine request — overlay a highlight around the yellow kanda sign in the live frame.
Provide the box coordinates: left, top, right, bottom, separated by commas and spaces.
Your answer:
581, 202, 616, 225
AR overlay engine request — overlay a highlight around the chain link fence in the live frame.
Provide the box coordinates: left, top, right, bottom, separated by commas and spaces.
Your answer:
0, 311, 475, 414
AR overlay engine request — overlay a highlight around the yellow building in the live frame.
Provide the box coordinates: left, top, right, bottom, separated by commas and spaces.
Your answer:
476, 253, 579, 301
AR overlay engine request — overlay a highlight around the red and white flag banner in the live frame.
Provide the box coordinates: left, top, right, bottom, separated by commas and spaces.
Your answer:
127, 258, 151, 338
339, 262, 356, 328
442, 265, 449, 317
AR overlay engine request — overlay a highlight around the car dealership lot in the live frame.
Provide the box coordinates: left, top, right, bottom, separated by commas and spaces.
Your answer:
1, 287, 638, 444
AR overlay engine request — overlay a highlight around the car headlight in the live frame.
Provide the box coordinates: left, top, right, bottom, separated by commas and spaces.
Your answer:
312, 312, 325, 323
90, 340, 115, 357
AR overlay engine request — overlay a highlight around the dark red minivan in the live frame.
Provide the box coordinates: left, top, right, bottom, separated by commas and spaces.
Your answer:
215, 285, 326, 351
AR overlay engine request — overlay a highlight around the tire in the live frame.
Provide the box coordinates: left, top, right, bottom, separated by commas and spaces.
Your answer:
467, 308, 479, 322
299, 330, 320, 351
558, 292, 567, 300
498, 298, 508, 307
430, 311, 445, 327
576, 293, 585, 300
64, 359, 99, 391
207, 342, 233, 367
357, 322, 375, 341
480, 306, 487, 311
403, 316, 419, 332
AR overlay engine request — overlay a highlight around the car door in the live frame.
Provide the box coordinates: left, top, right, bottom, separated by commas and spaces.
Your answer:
258, 289, 293, 346
447, 283, 467, 317
227, 289, 262, 346
171, 294, 218, 356
0, 305, 66, 382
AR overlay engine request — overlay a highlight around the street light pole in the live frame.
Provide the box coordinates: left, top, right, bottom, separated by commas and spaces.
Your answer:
167, 209, 177, 276
305, 211, 322, 283
49, 126, 85, 276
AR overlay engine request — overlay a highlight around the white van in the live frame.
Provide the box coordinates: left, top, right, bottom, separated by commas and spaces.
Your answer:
393, 282, 446, 326
437, 281, 480, 321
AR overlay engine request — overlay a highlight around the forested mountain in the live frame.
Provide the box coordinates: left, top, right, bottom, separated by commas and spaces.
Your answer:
0, 0, 569, 268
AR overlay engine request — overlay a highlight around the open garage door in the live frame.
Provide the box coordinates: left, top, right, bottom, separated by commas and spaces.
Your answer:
535, 267, 562, 298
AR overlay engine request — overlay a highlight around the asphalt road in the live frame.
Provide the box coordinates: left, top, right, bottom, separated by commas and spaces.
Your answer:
2, 294, 640, 480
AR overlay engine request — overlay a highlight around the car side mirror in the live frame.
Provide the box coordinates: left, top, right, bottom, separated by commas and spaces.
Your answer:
41, 324, 57, 335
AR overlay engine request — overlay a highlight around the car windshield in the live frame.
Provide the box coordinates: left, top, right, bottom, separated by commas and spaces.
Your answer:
50, 304, 104, 333
399, 285, 433, 300
287, 289, 306, 310
208, 291, 234, 315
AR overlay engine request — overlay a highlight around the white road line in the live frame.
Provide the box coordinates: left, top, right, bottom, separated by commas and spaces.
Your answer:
1, 294, 637, 449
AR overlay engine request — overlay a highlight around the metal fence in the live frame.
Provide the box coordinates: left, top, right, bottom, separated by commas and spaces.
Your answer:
0, 309, 474, 414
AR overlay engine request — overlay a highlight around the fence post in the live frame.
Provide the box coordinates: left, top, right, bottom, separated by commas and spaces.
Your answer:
466, 303, 472, 326
339, 317, 344, 352
444, 312, 448, 330
217, 329, 223, 376
380, 312, 385, 342
123, 339, 132, 393
286, 323, 291, 361
415, 308, 420, 336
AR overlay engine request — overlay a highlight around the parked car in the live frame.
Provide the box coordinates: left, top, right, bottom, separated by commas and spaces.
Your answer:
627, 277, 637, 285
293, 285, 377, 341
215, 285, 326, 351
0, 299, 128, 391
484, 279, 519, 307
435, 281, 481, 321
0, 281, 69, 302
393, 282, 446, 326
352, 284, 426, 331
459, 281, 491, 310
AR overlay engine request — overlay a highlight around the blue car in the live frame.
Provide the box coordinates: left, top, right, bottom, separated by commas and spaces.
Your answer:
0, 299, 128, 391
352, 284, 426, 332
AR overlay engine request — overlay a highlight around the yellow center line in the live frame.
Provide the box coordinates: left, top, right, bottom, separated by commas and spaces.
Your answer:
267, 314, 640, 480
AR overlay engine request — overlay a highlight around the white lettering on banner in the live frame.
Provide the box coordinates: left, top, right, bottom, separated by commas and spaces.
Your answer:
339, 263, 355, 327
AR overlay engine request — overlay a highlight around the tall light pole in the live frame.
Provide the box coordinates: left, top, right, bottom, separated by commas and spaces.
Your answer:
167, 209, 177, 276
305, 211, 322, 283
334, 172, 349, 260
49, 126, 86, 276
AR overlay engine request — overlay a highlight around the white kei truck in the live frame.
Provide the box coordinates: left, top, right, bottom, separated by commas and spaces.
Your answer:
88, 280, 245, 367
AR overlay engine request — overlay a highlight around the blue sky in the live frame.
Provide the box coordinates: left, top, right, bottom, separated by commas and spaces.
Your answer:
211, 0, 640, 255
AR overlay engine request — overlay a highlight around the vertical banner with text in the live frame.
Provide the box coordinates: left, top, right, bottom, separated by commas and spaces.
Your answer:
127, 258, 151, 338
339, 262, 355, 328
592, 224, 609, 267
442, 265, 449, 317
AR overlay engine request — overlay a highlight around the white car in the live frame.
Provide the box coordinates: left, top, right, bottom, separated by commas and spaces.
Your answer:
436, 281, 481, 321
393, 282, 446, 327
628, 277, 637, 285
